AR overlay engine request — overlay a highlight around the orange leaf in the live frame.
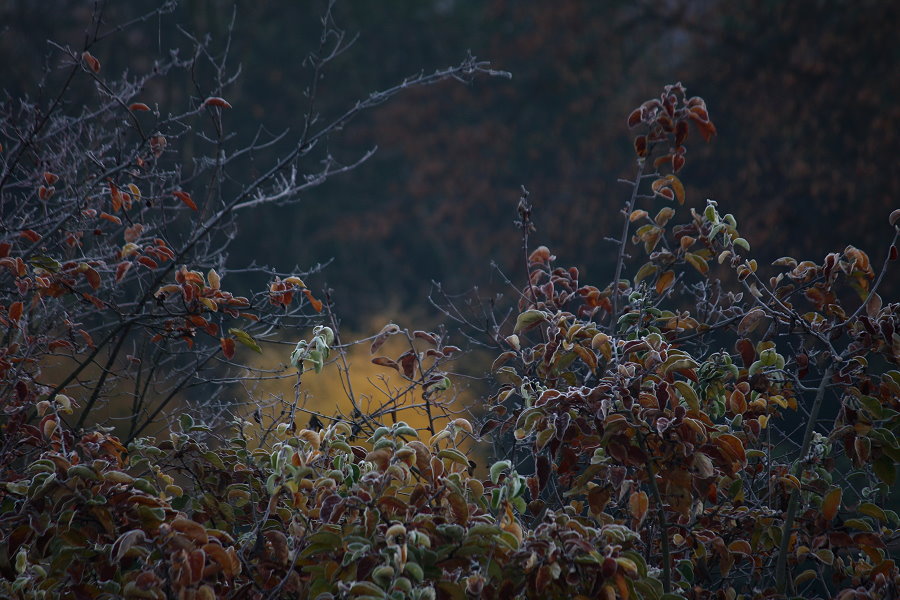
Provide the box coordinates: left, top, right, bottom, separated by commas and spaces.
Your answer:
628, 490, 649, 526
655, 270, 675, 295
43, 172, 59, 185
109, 181, 122, 212
173, 190, 198, 211
129, 103, 151, 111
822, 486, 842, 521
203, 97, 232, 109
99, 212, 122, 225
302, 288, 323, 312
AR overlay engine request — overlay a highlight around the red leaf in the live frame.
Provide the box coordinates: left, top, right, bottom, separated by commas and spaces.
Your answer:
84, 267, 101, 290
115, 261, 132, 283
627, 108, 642, 127
129, 103, 151, 112
20, 229, 41, 242
0, 242, 9, 258
203, 97, 232, 109
9, 301, 23, 322
890, 244, 898, 261
82, 51, 101, 73
220, 337, 236, 360
302, 288, 323, 312
43, 172, 59, 185
634, 135, 648, 157
137, 256, 158, 270
173, 190, 198, 211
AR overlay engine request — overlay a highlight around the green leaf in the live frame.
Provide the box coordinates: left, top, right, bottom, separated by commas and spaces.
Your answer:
228, 328, 262, 353
489, 460, 511, 484
514, 309, 548, 333
873, 455, 896, 485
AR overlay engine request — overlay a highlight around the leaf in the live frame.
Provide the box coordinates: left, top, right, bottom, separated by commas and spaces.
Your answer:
115, 261, 132, 283
82, 51, 101, 73
129, 103, 151, 112
655, 206, 675, 226
673, 380, 699, 410
228, 328, 261, 353
629, 209, 648, 222
634, 262, 658, 284
9, 301, 23, 322
684, 252, 708, 275
665, 174, 685, 205
629, 490, 649, 526
220, 337, 235, 360
302, 288, 323, 312
890, 208, 900, 227
858, 502, 888, 523
203, 96, 233, 109
514, 309, 547, 333
173, 190, 197, 210
873, 456, 896, 485
371, 323, 401, 353
627, 108, 642, 127
371, 356, 399, 371
737, 308, 766, 336
655, 270, 675, 295
822, 486, 842, 521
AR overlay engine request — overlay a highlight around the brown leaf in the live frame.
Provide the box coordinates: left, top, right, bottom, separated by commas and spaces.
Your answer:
737, 308, 766, 336
129, 103, 151, 112
398, 350, 417, 379
371, 356, 399, 371
370, 323, 401, 353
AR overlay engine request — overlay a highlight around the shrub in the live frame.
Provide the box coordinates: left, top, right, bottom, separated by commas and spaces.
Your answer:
1, 5, 898, 600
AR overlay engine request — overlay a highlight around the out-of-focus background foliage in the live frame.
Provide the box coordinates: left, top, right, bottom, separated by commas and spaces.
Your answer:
2, 0, 897, 325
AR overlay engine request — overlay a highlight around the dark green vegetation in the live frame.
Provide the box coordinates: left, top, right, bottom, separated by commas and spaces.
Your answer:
0, 3, 898, 599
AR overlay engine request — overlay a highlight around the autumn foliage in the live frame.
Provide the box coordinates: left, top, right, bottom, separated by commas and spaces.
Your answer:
1, 6, 899, 600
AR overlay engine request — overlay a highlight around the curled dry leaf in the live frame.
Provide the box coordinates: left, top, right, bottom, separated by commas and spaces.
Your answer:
890, 208, 900, 228
129, 103, 151, 112
371, 323, 401, 354
203, 97, 232, 109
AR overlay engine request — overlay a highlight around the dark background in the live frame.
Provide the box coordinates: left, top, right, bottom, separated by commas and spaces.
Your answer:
3, 0, 897, 327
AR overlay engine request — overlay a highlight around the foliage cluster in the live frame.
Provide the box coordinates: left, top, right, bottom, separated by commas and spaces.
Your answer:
1, 5, 899, 600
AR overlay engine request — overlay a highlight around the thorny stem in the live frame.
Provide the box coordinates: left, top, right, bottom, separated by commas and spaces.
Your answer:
774, 362, 834, 592
611, 156, 649, 331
